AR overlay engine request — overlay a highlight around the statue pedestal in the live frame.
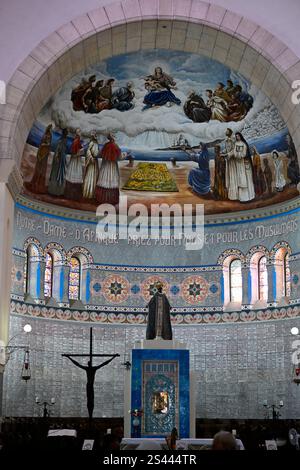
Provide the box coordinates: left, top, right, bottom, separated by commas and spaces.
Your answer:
124, 338, 195, 439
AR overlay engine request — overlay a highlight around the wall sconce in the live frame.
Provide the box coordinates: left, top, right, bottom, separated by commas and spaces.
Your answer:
1, 324, 33, 381
35, 396, 56, 418
263, 400, 284, 419
21, 349, 31, 381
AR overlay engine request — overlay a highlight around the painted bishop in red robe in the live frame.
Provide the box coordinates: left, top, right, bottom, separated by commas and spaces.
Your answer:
95, 134, 124, 205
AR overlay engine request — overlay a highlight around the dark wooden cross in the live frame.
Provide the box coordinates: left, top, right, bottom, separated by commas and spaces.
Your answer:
62, 327, 119, 420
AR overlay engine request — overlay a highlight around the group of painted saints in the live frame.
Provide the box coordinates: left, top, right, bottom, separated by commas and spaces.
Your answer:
185, 131, 300, 202
27, 128, 126, 206
27, 123, 299, 206
71, 75, 135, 113
71, 68, 252, 122
184, 80, 253, 123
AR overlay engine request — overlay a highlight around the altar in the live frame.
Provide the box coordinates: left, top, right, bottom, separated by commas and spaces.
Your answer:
124, 339, 195, 439
120, 438, 245, 450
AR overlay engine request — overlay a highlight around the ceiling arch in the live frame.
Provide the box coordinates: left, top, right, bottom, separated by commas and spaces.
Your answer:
0, 0, 300, 202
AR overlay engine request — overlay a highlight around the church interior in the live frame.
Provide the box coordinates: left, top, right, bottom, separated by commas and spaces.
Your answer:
1, 0, 300, 456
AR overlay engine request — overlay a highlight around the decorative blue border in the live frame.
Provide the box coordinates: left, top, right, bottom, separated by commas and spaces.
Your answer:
15, 201, 300, 227
9, 300, 300, 324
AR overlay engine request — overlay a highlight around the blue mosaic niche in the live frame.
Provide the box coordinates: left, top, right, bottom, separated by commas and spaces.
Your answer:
131, 349, 190, 438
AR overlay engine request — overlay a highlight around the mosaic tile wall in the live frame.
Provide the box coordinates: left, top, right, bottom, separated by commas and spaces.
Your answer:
3, 314, 300, 419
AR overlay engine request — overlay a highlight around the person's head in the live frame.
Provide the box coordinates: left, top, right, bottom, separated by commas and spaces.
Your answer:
75, 128, 81, 136
216, 82, 225, 90
107, 133, 115, 142
226, 128, 233, 137
102, 433, 120, 451
95, 80, 103, 88
227, 79, 233, 87
272, 150, 279, 159
111, 426, 124, 441
235, 132, 242, 142
46, 124, 53, 133
263, 159, 270, 168
127, 81, 133, 89
154, 67, 163, 76
235, 84, 242, 92
214, 144, 221, 155
212, 431, 237, 450
155, 282, 163, 293
106, 78, 115, 86
206, 89, 213, 97
90, 131, 97, 141
199, 142, 207, 152
88, 75, 96, 83
188, 89, 195, 98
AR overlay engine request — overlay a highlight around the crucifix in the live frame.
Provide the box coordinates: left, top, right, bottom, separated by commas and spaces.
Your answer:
62, 327, 120, 420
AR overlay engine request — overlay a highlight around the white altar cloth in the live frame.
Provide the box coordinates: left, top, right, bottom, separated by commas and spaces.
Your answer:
121, 437, 245, 450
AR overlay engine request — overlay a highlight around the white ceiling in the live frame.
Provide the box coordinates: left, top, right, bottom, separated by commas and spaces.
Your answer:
0, 0, 299, 82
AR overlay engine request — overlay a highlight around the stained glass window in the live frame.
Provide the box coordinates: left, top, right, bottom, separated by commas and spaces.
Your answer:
258, 256, 268, 301
284, 253, 291, 297
276, 249, 291, 299
24, 244, 39, 294
44, 252, 53, 298
229, 259, 242, 303
69, 256, 80, 300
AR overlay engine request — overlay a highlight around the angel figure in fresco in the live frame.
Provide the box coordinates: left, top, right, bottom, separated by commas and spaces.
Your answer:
142, 67, 181, 109
29, 124, 53, 194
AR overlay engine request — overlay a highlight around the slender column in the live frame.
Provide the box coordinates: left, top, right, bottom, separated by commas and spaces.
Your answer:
38, 259, 46, 301
267, 262, 276, 305
0, 183, 14, 349
0, 182, 14, 426
60, 264, 70, 303
241, 264, 250, 308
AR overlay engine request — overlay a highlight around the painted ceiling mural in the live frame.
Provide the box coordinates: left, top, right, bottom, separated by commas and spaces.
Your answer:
21, 49, 300, 214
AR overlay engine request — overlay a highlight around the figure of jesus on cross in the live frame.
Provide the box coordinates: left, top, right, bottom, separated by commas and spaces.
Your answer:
62, 327, 120, 420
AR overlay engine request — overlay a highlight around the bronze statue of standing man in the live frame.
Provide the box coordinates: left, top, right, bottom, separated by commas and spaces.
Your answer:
146, 282, 172, 340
